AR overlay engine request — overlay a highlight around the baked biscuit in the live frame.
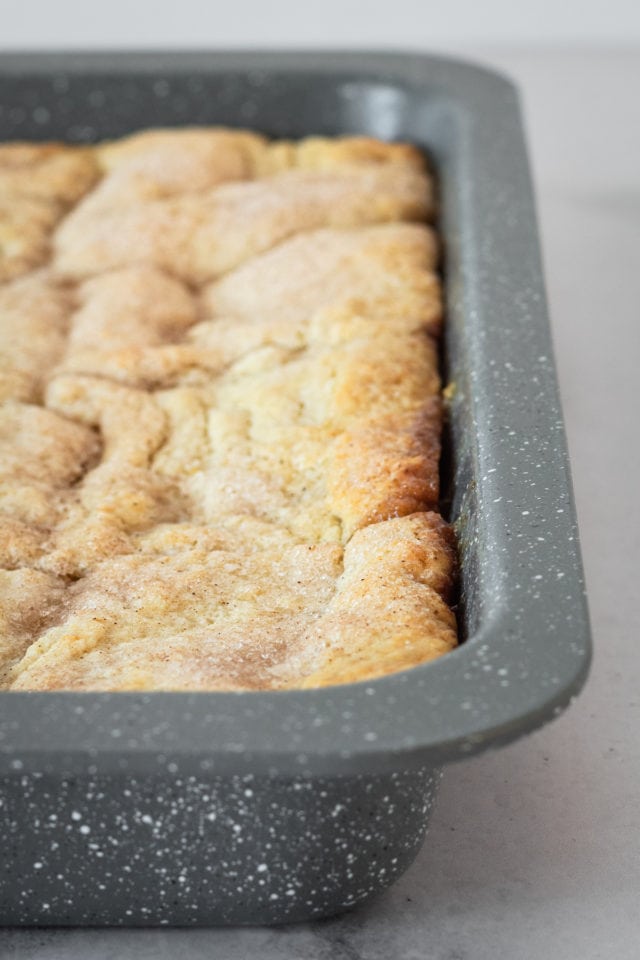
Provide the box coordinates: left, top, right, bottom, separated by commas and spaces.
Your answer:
0, 130, 456, 690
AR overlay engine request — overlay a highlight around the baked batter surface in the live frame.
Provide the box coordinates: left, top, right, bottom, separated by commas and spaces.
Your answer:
0, 129, 456, 690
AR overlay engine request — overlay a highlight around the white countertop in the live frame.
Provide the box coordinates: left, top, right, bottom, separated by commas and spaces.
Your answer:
2, 49, 638, 960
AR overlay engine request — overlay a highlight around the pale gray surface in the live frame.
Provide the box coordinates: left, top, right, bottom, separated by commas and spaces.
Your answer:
1, 49, 638, 959
2, 0, 640, 47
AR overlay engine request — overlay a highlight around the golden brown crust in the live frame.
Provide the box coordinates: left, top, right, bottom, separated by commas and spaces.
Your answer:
0, 130, 456, 691
0, 568, 66, 684
330, 399, 442, 539
0, 195, 60, 282
0, 271, 74, 401
0, 143, 99, 282
54, 165, 432, 285
293, 513, 457, 688
0, 142, 99, 204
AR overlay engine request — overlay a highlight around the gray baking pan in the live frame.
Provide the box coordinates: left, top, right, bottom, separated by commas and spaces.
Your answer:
0, 50, 591, 926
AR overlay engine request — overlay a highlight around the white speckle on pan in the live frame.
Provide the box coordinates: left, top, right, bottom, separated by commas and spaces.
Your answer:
32, 107, 50, 125
88, 90, 106, 107
153, 79, 170, 98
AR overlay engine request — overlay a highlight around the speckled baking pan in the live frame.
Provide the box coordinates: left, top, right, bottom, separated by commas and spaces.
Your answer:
0, 50, 591, 926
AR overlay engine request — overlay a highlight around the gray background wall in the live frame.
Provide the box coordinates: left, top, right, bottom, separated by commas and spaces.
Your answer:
1, 0, 639, 48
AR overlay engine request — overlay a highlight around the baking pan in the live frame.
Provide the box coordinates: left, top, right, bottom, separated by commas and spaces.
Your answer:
0, 50, 591, 926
